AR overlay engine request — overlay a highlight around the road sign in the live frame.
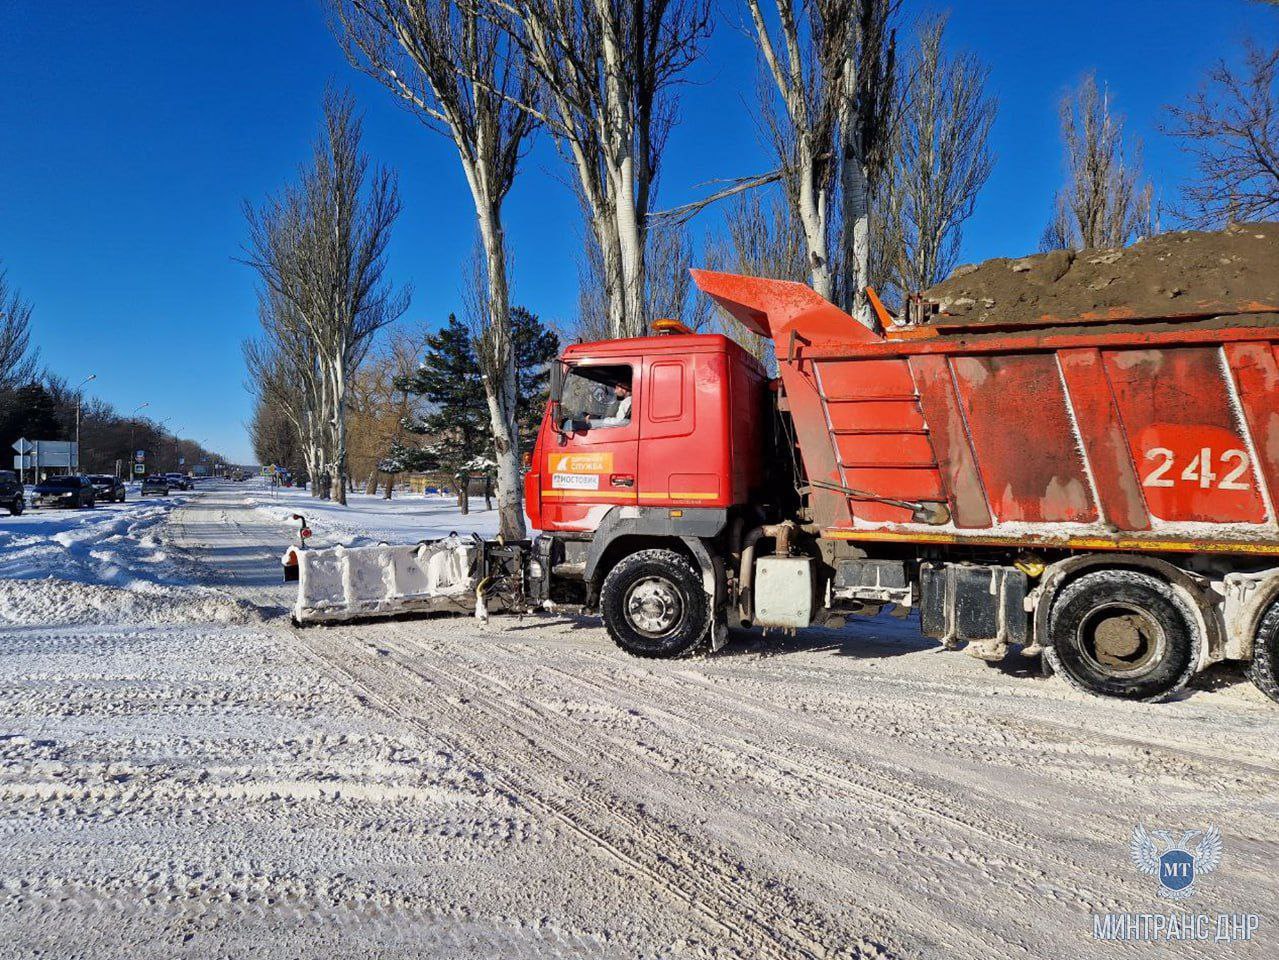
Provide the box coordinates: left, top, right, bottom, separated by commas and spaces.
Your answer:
133, 463, 146, 475
178, 456, 185, 466
10, 440, 77, 468
135, 450, 145, 462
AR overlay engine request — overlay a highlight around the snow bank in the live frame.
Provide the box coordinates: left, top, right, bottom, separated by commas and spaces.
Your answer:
241, 486, 510, 549
0, 488, 251, 628
0, 498, 184, 586
0, 577, 258, 627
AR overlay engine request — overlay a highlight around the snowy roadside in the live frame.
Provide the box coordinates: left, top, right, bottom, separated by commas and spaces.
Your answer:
0, 485, 257, 627
0, 493, 184, 584
239, 483, 508, 548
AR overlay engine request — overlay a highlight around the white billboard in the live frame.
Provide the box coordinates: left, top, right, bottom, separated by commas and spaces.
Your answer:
11, 439, 78, 470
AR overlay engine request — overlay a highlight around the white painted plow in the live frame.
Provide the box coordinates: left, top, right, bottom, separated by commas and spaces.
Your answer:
287, 536, 485, 626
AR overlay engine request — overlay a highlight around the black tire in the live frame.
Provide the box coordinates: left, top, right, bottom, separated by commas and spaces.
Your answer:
1045, 569, 1200, 702
1247, 602, 1279, 704
7, 500, 21, 516
599, 549, 711, 658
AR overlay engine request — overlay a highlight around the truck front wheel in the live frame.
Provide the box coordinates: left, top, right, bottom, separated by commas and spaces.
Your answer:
599, 549, 711, 658
1045, 570, 1200, 702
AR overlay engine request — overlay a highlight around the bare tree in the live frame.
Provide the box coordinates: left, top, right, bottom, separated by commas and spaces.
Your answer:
699, 188, 807, 369
746, 0, 899, 326
644, 221, 711, 330
0, 267, 39, 388
332, 0, 536, 537
243, 92, 408, 504
243, 289, 330, 497
574, 221, 611, 342
883, 14, 995, 302
494, 0, 712, 339
1166, 41, 1279, 226
1042, 74, 1154, 251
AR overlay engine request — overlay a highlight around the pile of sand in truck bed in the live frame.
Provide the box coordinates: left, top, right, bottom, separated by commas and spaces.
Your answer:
919, 221, 1279, 327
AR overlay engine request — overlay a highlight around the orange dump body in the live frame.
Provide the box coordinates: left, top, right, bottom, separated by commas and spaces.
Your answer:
692, 270, 1279, 558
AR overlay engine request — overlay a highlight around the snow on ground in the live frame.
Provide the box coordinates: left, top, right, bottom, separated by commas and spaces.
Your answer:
0, 484, 256, 626
241, 482, 505, 550
0, 489, 182, 583
2, 483, 1278, 958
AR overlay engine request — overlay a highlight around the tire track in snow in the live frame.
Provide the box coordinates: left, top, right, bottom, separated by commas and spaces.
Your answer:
292, 623, 901, 960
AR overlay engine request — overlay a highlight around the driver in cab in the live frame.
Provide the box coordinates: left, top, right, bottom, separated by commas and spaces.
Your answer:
584, 380, 631, 429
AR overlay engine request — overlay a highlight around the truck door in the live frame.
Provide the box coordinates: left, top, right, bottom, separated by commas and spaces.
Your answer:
540, 360, 640, 530
638, 354, 714, 504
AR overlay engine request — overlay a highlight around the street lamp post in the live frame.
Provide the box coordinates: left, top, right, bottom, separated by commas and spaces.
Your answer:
74, 374, 97, 472
156, 419, 171, 474
129, 402, 150, 479
172, 428, 182, 474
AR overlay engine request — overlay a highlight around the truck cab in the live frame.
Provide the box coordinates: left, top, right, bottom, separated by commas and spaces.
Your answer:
525, 331, 769, 532
523, 329, 771, 653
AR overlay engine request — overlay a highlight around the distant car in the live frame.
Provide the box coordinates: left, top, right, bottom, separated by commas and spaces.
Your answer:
88, 474, 126, 503
0, 469, 24, 516
164, 473, 192, 491
32, 475, 95, 509
141, 475, 170, 497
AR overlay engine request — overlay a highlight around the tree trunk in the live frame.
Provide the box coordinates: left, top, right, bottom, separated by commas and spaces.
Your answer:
383, 472, 394, 499
330, 359, 348, 505
365, 471, 379, 495
476, 209, 527, 541
614, 160, 647, 338
796, 139, 833, 303
841, 155, 878, 331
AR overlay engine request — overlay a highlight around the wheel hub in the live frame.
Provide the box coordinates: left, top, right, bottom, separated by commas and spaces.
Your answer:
625, 577, 684, 638
1079, 603, 1166, 676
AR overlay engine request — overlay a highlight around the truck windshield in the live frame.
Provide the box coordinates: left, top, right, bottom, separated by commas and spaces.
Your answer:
562, 364, 632, 430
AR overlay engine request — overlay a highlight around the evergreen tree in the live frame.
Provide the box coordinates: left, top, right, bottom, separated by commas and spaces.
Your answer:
394, 313, 489, 472
512, 306, 560, 441
0, 382, 62, 452
394, 308, 559, 473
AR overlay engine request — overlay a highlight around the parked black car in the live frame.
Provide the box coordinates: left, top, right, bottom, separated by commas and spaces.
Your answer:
88, 474, 126, 503
32, 475, 96, 509
0, 470, 24, 516
141, 475, 170, 497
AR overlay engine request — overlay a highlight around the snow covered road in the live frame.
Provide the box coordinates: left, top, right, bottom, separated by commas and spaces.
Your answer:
1, 483, 1277, 958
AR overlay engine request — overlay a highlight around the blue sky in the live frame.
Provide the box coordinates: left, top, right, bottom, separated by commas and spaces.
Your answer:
0, 0, 1274, 463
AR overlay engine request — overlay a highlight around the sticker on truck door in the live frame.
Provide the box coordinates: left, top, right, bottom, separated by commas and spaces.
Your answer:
551, 472, 600, 490
549, 452, 613, 474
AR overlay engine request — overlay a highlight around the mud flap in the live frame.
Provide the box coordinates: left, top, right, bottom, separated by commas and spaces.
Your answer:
920, 562, 1028, 660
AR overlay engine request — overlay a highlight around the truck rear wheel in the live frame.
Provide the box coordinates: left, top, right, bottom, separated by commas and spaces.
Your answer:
599, 549, 711, 658
1248, 602, 1279, 704
1045, 570, 1200, 702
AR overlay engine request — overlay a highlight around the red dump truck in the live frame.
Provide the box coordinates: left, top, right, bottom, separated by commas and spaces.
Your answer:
290, 262, 1279, 704
514, 268, 1279, 704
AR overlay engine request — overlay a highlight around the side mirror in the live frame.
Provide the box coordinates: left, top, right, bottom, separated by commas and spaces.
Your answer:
549, 360, 570, 445
549, 359, 565, 403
